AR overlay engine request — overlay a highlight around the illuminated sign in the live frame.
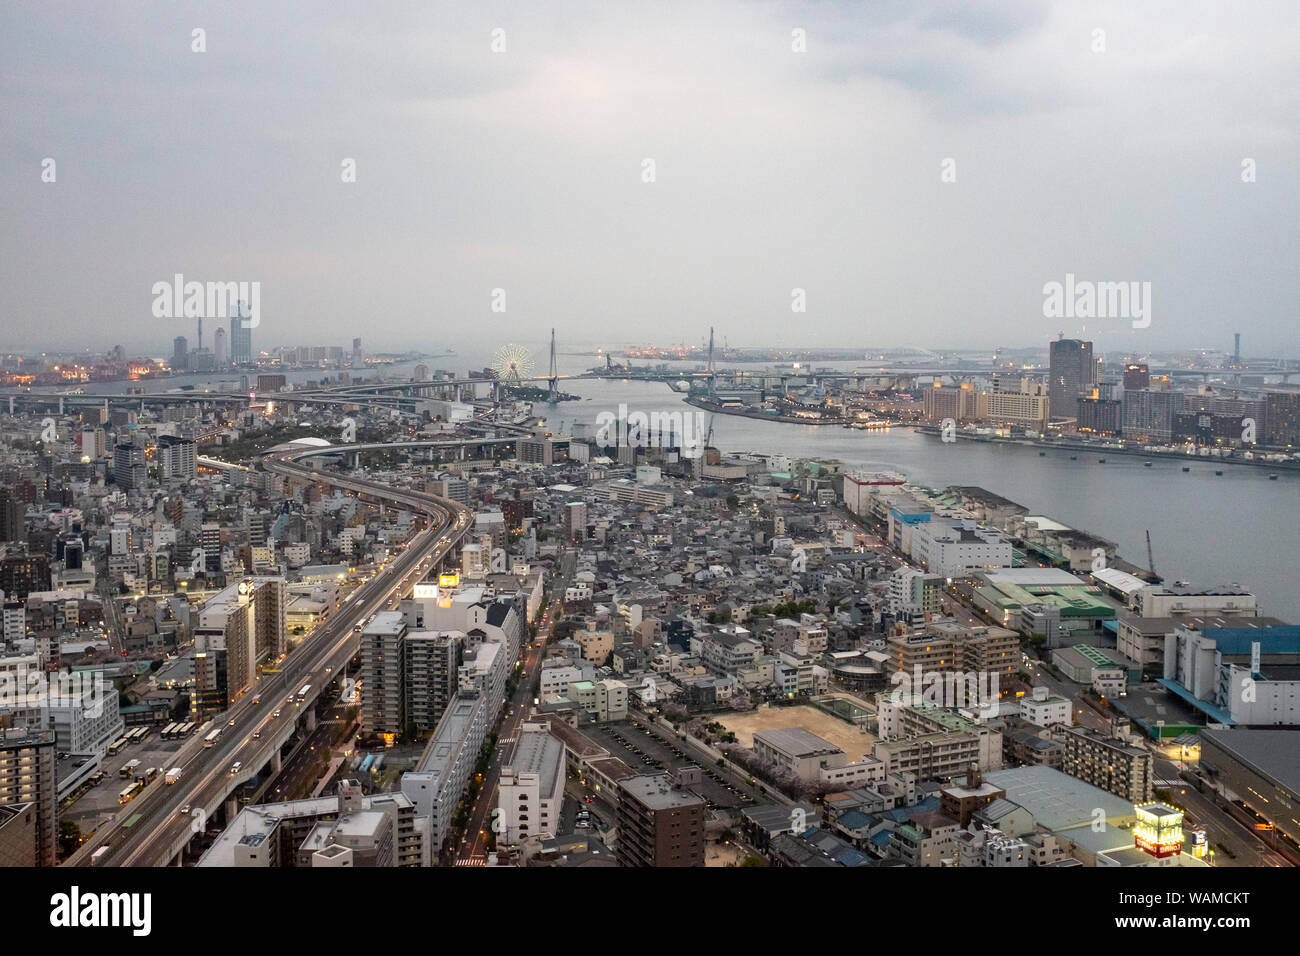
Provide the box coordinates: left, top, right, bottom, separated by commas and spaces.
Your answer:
439, 573, 459, 588
1133, 803, 1184, 859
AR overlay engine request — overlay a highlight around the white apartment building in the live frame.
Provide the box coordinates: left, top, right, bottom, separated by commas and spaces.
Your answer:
911, 519, 1012, 579
283, 542, 311, 567
461, 543, 488, 580
496, 724, 566, 846
568, 678, 628, 722
888, 567, 945, 616
5, 685, 124, 757
1019, 686, 1071, 728
539, 662, 588, 698
401, 691, 489, 860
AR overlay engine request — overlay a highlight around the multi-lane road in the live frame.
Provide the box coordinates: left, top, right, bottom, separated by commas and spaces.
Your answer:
68, 443, 473, 867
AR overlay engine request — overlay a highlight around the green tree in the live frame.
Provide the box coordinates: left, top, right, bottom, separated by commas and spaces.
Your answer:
58, 820, 81, 857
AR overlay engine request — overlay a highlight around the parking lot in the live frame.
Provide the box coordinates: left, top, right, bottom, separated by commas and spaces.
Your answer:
584, 722, 758, 813
61, 734, 194, 832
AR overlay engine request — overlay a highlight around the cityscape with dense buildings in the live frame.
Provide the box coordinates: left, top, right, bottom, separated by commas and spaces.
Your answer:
1, 2, 1293, 937
0, 336, 1295, 877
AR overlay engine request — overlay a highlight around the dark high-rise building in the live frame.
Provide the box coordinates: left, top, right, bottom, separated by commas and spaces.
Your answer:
62, 537, 83, 571
1077, 397, 1122, 436
1122, 362, 1150, 391
406, 632, 464, 731
191, 647, 228, 719
616, 773, 706, 867
0, 727, 57, 866
1122, 390, 1185, 442
172, 335, 188, 369
201, 523, 222, 573
1048, 338, 1096, 421
0, 488, 23, 542
501, 498, 532, 531
1173, 411, 1243, 445
112, 442, 147, 489
0, 554, 51, 602
1264, 389, 1300, 447
230, 307, 252, 366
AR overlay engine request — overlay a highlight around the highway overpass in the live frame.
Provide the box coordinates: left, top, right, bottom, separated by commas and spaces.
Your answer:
68, 440, 474, 867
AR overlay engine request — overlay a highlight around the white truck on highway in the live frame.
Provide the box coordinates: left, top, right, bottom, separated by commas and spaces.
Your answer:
164, 767, 183, 785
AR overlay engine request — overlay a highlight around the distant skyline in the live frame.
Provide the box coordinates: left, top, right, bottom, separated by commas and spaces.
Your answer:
2, 2, 1297, 357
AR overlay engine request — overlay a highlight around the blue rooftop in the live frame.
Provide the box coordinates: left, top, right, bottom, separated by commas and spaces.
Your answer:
1202, 626, 1300, 656
836, 810, 872, 831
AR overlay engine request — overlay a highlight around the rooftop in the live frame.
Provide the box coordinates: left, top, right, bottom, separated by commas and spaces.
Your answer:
753, 726, 843, 758
1200, 728, 1300, 796
619, 773, 705, 810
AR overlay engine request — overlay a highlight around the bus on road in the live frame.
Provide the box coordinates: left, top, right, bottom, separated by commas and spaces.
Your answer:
118, 782, 143, 804
119, 759, 140, 779
297, 684, 311, 702
203, 728, 222, 748
160, 722, 178, 740
106, 737, 129, 756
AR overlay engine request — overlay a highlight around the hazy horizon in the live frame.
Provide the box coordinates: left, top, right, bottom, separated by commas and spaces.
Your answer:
3, 1, 1297, 358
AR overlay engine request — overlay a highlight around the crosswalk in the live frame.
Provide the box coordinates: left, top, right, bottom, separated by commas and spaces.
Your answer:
455, 856, 486, 867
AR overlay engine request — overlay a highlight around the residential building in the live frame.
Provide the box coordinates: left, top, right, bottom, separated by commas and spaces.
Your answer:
0, 727, 56, 866
1062, 727, 1154, 803
615, 773, 706, 867
198, 780, 423, 867
496, 724, 566, 845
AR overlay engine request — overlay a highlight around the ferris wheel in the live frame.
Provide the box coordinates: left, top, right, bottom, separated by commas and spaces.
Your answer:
491, 343, 535, 386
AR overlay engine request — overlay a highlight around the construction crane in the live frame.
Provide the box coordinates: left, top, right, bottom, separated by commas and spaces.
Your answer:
1145, 530, 1157, 579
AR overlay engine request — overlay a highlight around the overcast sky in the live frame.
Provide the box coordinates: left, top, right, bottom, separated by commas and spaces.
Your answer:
2, 0, 1296, 360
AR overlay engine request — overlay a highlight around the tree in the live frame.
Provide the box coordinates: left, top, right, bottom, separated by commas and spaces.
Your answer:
739, 854, 766, 867
58, 820, 81, 857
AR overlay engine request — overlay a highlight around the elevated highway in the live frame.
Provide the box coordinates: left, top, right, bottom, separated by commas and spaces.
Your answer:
67, 441, 474, 867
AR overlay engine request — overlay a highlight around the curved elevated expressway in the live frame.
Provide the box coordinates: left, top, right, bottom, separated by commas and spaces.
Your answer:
68, 441, 474, 868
